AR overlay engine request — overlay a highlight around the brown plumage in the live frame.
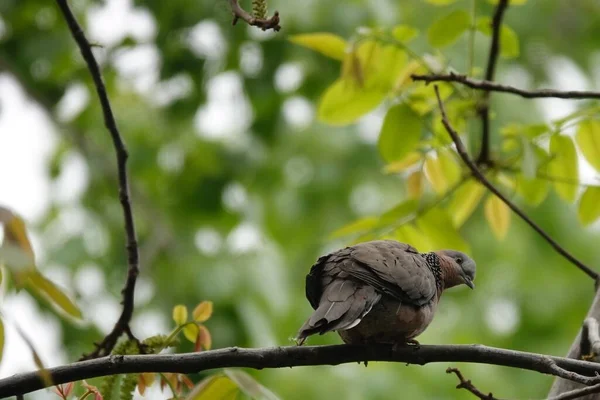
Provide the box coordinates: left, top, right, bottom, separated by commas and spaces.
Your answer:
295, 240, 476, 345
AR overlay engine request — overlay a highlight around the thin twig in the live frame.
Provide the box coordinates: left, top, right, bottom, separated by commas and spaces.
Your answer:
545, 358, 600, 386
228, 0, 281, 31
477, 0, 509, 165
54, 0, 141, 359
412, 73, 600, 100
549, 382, 600, 400
3, 344, 600, 397
446, 367, 501, 400
433, 85, 599, 282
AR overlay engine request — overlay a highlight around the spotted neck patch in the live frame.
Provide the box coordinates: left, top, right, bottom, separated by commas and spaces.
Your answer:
421, 252, 442, 291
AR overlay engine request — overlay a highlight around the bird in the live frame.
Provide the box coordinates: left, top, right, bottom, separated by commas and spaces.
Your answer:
295, 240, 475, 346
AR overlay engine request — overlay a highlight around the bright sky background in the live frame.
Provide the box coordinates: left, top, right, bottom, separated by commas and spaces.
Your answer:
0, 1, 598, 399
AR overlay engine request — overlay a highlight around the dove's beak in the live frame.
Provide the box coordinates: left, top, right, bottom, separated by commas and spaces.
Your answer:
463, 276, 475, 289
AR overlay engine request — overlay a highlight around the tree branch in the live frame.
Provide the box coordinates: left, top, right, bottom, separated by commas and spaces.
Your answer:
54, 0, 141, 359
549, 383, 600, 400
412, 73, 600, 99
581, 318, 600, 360
3, 344, 600, 397
228, 0, 281, 31
477, 0, 509, 165
432, 85, 599, 282
446, 367, 501, 400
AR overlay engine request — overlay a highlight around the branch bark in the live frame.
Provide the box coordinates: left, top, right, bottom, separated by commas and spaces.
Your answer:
447, 367, 502, 400
54, 0, 141, 359
412, 73, 600, 99
3, 344, 600, 397
477, 0, 509, 165
432, 85, 599, 282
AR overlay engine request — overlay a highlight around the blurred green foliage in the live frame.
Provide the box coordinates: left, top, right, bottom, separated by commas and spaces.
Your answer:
3, 0, 600, 398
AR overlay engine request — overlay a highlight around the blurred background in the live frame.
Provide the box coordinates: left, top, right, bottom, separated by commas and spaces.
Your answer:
2, 0, 600, 398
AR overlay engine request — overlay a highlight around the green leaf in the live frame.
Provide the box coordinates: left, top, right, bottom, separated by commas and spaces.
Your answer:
428, 10, 471, 48
26, 272, 83, 319
225, 369, 281, 400
521, 139, 537, 179
547, 135, 579, 202
578, 187, 600, 226
330, 217, 378, 238
424, 154, 447, 194
448, 180, 485, 227
377, 199, 419, 227
317, 79, 385, 125
289, 33, 347, 60
576, 120, 600, 171
186, 375, 239, 400
476, 18, 520, 58
392, 25, 419, 42
394, 225, 433, 252
417, 208, 470, 253
378, 104, 422, 163
515, 175, 549, 206
484, 196, 510, 240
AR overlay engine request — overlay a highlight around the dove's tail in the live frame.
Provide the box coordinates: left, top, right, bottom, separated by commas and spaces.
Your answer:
295, 279, 381, 345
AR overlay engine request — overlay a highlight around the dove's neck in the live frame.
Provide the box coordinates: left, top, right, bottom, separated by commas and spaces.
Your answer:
421, 252, 443, 294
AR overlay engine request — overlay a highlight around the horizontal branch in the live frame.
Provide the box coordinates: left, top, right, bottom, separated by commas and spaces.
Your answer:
3, 344, 600, 397
412, 73, 600, 100
433, 85, 600, 282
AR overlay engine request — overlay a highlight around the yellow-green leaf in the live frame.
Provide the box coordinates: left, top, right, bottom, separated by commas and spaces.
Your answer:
476, 19, 519, 59
0, 208, 36, 278
317, 79, 385, 125
288, 33, 347, 60
330, 217, 378, 239
378, 104, 422, 163
27, 272, 83, 319
184, 322, 199, 343
193, 301, 213, 322
407, 170, 423, 199
448, 180, 486, 227
224, 369, 281, 400
515, 175, 549, 206
578, 187, 600, 226
173, 305, 188, 326
186, 375, 239, 400
438, 148, 461, 187
428, 10, 471, 48
383, 152, 422, 174
424, 154, 446, 194
547, 135, 579, 202
417, 208, 470, 253
392, 25, 419, 42
576, 120, 600, 171
484, 196, 510, 240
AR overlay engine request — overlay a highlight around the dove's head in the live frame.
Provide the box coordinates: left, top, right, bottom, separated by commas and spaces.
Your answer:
436, 250, 476, 290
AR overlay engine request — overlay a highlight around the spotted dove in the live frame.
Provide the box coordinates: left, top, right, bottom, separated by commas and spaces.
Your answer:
296, 240, 476, 345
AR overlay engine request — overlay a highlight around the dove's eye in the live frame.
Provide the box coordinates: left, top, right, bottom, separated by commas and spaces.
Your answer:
455, 257, 463, 264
